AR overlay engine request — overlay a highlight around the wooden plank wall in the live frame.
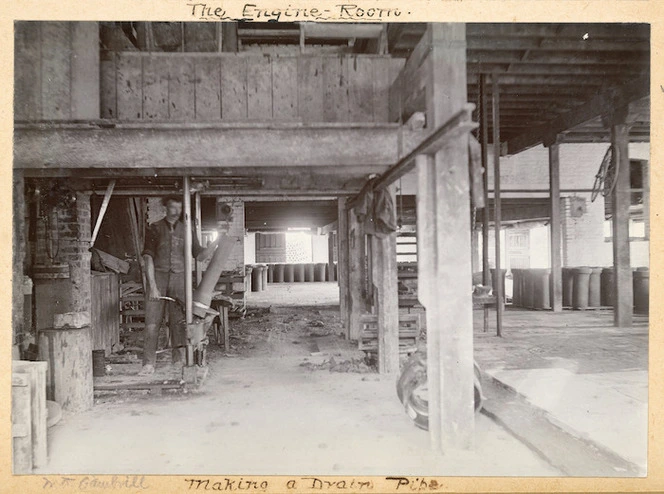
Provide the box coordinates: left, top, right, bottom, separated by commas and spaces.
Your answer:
91, 271, 120, 356
101, 53, 401, 123
15, 22, 99, 121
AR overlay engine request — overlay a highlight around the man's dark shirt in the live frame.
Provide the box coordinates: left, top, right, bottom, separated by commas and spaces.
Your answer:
142, 218, 202, 273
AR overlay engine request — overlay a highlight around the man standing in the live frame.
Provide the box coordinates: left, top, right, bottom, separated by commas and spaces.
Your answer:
140, 195, 217, 375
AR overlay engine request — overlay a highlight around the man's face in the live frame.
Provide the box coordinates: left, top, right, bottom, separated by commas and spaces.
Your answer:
166, 199, 183, 219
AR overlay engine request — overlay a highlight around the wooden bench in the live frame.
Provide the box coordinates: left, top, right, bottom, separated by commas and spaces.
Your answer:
358, 314, 421, 354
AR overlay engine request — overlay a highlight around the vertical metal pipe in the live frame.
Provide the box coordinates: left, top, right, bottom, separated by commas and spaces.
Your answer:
492, 73, 503, 337
480, 73, 490, 332
183, 177, 193, 325
194, 192, 203, 285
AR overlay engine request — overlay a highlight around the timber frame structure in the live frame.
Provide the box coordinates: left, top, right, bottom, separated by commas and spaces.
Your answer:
13, 21, 650, 453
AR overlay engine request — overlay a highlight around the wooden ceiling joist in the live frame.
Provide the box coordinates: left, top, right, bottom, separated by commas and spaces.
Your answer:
506, 76, 649, 155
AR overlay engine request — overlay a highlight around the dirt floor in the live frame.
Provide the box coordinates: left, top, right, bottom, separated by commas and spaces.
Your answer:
37, 300, 561, 476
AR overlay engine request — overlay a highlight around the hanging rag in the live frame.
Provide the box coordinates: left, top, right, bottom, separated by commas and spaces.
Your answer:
468, 134, 485, 209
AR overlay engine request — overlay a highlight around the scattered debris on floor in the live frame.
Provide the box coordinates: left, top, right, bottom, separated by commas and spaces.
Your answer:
300, 355, 374, 373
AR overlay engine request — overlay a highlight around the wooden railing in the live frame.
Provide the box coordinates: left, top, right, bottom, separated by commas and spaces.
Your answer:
101, 52, 404, 123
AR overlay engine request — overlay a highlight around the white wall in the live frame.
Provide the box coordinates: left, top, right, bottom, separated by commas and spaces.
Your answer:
244, 232, 256, 264
312, 234, 329, 263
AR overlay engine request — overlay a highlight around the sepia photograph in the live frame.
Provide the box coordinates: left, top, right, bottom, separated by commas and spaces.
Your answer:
9, 15, 652, 486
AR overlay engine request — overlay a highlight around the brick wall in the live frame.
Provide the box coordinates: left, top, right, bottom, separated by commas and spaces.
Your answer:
13, 173, 26, 347
33, 189, 92, 327
217, 198, 245, 273
561, 193, 607, 266
485, 142, 650, 268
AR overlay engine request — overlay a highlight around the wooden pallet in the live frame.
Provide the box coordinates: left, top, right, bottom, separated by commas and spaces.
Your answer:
358, 313, 420, 353
120, 281, 145, 330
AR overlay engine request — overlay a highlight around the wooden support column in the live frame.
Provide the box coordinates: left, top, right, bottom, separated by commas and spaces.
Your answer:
492, 73, 504, 337
348, 207, 366, 341
642, 161, 650, 240
610, 110, 633, 327
546, 136, 563, 312
327, 232, 336, 280
416, 23, 474, 452
222, 23, 238, 52
337, 198, 350, 338
372, 184, 400, 374
480, 73, 490, 332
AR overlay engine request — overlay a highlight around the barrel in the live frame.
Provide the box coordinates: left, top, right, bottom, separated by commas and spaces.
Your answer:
260, 264, 268, 290
304, 263, 315, 282
588, 267, 603, 308
522, 270, 534, 309
600, 268, 613, 307
490, 268, 506, 300
273, 263, 284, 283
572, 267, 592, 310
245, 265, 253, 291
294, 263, 305, 282
251, 265, 262, 292
267, 264, 274, 284
633, 267, 649, 314
532, 269, 551, 309
562, 267, 574, 307
283, 264, 294, 282
511, 269, 522, 307
92, 349, 106, 377
314, 263, 326, 282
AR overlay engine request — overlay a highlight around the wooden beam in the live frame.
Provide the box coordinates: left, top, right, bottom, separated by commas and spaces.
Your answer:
337, 199, 349, 338
418, 23, 474, 452
319, 220, 338, 235
301, 23, 383, 39
547, 136, 563, 312
348, 207, 366, 341
611, 116, 633, 327
493, 73, 503, 337
372, 185, 399, 374
368, 105, 477, 193
467, 37, 649, 52
14, 124, 400, 170
90, 180, 115, 247
506, 76, 649, 155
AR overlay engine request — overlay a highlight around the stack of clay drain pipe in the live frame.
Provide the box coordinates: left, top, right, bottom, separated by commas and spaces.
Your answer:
246, 262, 338, 290
511, 266, 649, 312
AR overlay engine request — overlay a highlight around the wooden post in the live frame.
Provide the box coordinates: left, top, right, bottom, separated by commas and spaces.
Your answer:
492, 73, 503, 337
195, 192, 203, 285
183, 177, 193, 326
610, 110, 633, 327
416, 23, 474, 452
348, 207, 366, 341
372, 184, 400, 374
337, 198, 350, 338
327, 232, 335, 281
222, 23, 238, 52
480, 73, 490, 332
547, 136, 563, 312
642, 161, 650, 240
38, 327, 93, 412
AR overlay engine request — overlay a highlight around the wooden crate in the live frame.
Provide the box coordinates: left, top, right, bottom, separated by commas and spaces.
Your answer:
358, 314, 420, 353
12, 373, 32, 473
91, 271, 120, 355
12, 361, 48, 470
